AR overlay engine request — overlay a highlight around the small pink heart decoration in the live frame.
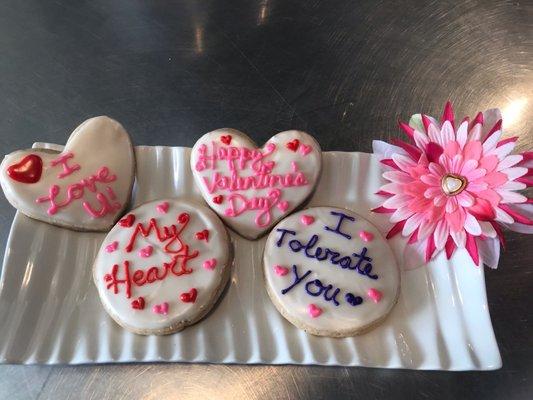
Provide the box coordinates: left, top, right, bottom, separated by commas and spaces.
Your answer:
265, 142, 276, 152
300, 144, 312, 155
138, 245, 153, 258
274, 265, 289, 276
359, 230, 374, 242
308, 303, 322, 318
152, 302, 169, 315
203, 258, 217, 270
367, 288, 383, 303
300, 215, 315, 225
277, 201, 289, 212
105, 241, 118, 253
156, 201, 169, 214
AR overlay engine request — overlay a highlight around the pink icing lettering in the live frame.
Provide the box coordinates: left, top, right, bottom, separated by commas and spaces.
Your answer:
35, 166, 120, 218
224, 189, 282, 227
50, 152, 81, 179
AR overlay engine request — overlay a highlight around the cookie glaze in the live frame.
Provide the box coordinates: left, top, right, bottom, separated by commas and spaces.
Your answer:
93, 199, 231, 335
0, 116, 134, 231
264, 207, 400, 337
190, 129, 322, 239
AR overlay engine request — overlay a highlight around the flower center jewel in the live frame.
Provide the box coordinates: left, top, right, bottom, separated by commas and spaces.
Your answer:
441, 174, 467, 196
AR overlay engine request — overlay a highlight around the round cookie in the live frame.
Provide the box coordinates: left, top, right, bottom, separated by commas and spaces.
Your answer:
190, 129, 322, 240
263, 207, 400, 337
93, 199, 231, 335
0, 116, 135, 231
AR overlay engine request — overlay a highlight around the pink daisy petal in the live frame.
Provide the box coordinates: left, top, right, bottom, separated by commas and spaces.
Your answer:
460, 159, 479, 175
495, 207, 514, 224
488, 142, 516, 160
465, 234, 480, 266
402, 213, 426, 236
464, 168, 487, 181
418, 219, 437, 241
479, 221, 497, 238
500, 167, 528, 181
450, 229, 466, 248
479, 155, 499, 172
433, 194, 447, 207
496, 154, 523, 171
434, 219, 449, 250
464, 212, 482, 235
482, 129, 502, 154
413, 130, 430, 150
391, 153, 417, 171
481, 108, 502, 140
383, 194, 411, 209
456, 191, 475, 207
464, 141, 482, 161
440, 120, 455, 144
496, 189, 527, 204
467, 123, 482, 142
428, 123, 442, 145
456, 120, 469, 149
381, 183, 405, 194
420, 174, 441, 186
390, 207, 415, 223
498, 181, 527, 191
428, 162, 446, 176
466, 181, 488, 192
383, 171, 413, 183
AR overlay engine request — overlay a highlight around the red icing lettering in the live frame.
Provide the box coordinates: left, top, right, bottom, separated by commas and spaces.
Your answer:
104, 252, 196, 299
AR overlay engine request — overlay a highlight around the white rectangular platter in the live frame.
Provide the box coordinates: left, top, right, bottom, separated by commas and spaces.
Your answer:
0, 145, 502, 369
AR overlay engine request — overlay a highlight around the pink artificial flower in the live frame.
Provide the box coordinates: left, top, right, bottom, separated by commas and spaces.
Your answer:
373, 102, 532, 268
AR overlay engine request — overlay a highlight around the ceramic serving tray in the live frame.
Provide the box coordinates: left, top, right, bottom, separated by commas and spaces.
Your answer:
0, 144, 502, 369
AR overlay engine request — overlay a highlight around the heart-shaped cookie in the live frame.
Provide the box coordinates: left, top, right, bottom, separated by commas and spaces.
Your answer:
263, 207, 401, 337
0, 116, 135, 231
190, 129, 322, 239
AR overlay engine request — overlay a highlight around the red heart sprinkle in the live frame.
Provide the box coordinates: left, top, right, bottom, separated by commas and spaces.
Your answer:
195, 229, 209, 241
180, 288, 198, 303
213, 195, 223, 204
178, 212, 190, 224
131, 297, 145, 310
118, 214, 135, 227
7, 154, 43, 184
286, 139, 300, 152
220, 135, 232, 145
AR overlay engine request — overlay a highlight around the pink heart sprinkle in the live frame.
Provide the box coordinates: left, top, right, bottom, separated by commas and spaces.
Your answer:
308, 303, 322, 318
359, 231, 374, 242
274, 265, 289, 276
277, 201, 289, 212
300, 215, 315, 225
152, 302, 169, 315
203, 258, 217, 270
265, 143, 276, 153
367, 288, 383, 303
156, 201, 169, 214
105, 241, 118, 253
138, 245, 153, 258
300, 144, 312, 155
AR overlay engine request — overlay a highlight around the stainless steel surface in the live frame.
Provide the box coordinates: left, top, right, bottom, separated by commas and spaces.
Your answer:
0, 0, 531, 399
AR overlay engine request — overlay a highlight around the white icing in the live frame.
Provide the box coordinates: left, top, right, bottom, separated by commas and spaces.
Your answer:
190, 129, 322, 239
93, 199, 230, 334
0, 116, 134, 231
263, 207, 400, 336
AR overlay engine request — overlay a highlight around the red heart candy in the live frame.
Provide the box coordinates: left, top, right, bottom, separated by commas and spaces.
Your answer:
180, 288, 198, 303
7, 154, 43, 184
212, 195, 223, 204
131, 297, 145, 310
195, 229, 209, 241
286, 139, 300, 152
220, 135, 232, 145
178, 212, 190, 224
119, 214, 135, 228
